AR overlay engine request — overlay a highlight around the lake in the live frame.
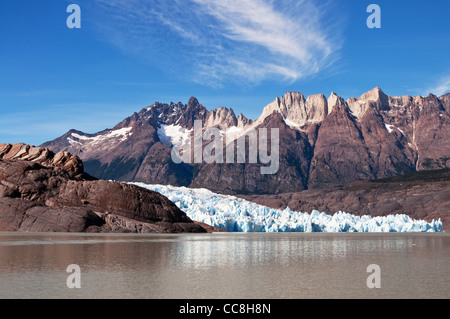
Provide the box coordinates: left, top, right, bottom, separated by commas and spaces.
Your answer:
0, 232, 448, 299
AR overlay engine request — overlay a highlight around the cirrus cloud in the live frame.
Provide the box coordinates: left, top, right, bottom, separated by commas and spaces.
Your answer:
430, 76, 450, 96
92, 0, 342, 87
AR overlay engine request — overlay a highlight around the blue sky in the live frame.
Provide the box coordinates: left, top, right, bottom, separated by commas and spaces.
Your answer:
1, 0, 449, 146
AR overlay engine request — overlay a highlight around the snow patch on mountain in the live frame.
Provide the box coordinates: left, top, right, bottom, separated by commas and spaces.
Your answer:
157, 123, 253, 148
132, 183, 443, 233
68, 127, 133, 145
157, 124, 192, 147
284, 118, 305, 131
385, 124, 405, 135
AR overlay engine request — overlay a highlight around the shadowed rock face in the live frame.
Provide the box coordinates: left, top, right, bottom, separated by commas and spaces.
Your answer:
0, 144, 212, 233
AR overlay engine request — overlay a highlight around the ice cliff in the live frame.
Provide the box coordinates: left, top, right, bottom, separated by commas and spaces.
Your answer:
133, 183, 443, 233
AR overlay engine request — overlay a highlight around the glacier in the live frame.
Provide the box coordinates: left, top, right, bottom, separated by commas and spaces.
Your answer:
132, 183, 443, 233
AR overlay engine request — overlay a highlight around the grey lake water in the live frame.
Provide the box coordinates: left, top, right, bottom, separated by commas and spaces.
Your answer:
0, 232, 448, 299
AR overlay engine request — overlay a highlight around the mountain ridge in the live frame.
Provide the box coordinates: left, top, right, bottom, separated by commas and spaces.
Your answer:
41, 87, 450, 195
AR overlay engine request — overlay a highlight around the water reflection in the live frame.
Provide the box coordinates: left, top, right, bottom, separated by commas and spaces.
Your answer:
0, 233, 448, 299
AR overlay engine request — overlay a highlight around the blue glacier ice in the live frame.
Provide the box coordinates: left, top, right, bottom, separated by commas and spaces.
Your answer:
132, 183, 443, 233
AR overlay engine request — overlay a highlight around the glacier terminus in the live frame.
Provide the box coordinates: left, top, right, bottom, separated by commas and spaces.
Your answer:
132, 183, 443, 233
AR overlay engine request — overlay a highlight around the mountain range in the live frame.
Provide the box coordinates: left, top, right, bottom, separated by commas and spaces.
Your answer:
42, 87, 450, 195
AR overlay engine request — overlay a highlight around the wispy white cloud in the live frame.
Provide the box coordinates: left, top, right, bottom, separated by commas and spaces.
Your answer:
91, 0, 342, 87
429, 76, 450, 96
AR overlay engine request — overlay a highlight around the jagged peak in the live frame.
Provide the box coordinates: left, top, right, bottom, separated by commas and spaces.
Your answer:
255, 91, 330, 129
372, 86, 383, 93
205, 105, 238, 129
328, 92, 345, 110
359, 86, 387, 102
214, 105, 236, 115
328, 91, 342, 100
283, 91, 306, 100
188, 96, 200, 106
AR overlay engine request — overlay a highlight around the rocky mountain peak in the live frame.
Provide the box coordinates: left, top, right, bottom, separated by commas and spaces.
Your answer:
188, 96, 200, 108
327, 92, 345, 110
361, 86, 385, 100
305, 94, 328, 123
205, 106, 238, 129
257, 91, 328, 128
172, 97, 208, 129
346, 87, 391, 118
358, 86, 390, 111
237, 113, 252, 128
283, 91, 306, 106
